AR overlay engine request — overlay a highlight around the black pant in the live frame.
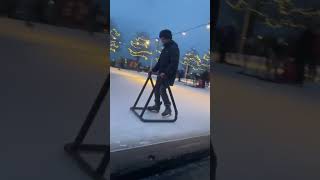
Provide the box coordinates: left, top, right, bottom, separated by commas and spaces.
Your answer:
154, 76, 171, 106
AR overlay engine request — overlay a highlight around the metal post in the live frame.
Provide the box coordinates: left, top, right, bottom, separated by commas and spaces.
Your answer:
132, 74, 151, 108
140, 77, 157, 117
96, 148, 110, 176
72, 75, 109, 149
64, 74, 110, 180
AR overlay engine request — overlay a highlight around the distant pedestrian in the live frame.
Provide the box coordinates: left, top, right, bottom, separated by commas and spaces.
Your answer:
178, 69, 183, 82
24, 1, 36, 28
46, 0, 56, 25
308, 26, 320, 82
200, 70, 209, 88
294, 28, 316, 85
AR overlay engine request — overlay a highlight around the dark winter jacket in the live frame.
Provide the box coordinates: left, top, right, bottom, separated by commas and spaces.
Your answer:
152, 40, 180, 86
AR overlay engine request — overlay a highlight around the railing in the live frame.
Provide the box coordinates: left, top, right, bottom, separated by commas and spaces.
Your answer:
220, 52, 320, 82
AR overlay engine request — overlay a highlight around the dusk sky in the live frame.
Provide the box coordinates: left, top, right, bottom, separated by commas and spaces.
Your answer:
110, 0, 210, 62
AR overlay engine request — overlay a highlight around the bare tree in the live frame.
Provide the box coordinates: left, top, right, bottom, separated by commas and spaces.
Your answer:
226, 0, 320, 52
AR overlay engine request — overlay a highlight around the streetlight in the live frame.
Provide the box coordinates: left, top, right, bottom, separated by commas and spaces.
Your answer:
206, 24, 210, 30
182, 32, 187, 36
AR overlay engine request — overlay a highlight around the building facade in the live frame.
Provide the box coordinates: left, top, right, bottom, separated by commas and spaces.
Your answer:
0, 0, 106, 32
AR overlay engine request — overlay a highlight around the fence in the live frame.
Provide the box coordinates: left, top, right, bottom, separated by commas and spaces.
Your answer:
220, 52, 320, 82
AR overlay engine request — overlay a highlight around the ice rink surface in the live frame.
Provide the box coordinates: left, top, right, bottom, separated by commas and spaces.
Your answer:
110, 67, 210, 151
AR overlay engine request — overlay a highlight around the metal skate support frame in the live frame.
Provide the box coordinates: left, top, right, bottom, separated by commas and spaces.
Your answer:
64, 75, 110, 180
130, 73, 178, 123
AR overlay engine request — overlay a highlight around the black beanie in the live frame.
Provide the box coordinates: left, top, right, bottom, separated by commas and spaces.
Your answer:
159, 29, 172, 39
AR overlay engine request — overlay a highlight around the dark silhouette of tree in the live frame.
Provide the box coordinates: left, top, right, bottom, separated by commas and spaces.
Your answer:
226, 0, 320, 52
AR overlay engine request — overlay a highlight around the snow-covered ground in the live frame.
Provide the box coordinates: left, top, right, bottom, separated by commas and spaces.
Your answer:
110, 67, 210, 151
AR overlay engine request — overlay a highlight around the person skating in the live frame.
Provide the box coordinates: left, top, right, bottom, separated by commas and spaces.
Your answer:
147, 29, 180, 117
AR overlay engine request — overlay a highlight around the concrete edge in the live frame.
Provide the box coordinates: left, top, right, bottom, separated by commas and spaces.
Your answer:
110, 135, 210, 180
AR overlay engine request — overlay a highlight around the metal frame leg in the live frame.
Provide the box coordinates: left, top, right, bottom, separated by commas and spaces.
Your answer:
64, 74, 110, 180
130, 74, 178, 123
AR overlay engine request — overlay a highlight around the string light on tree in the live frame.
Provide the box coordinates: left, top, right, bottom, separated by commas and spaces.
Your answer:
143, 22, 210, 41
130, 37, 151, 49
128, 48, 152, 60
110, 28, 121, 53
128, 33, 152, 61
203, 51, 210, 61
110, 21, 211, 70
200, 50, 211, 72
182, 48, 202, 78
226, 0, 320, 29
226, 0, 320, 53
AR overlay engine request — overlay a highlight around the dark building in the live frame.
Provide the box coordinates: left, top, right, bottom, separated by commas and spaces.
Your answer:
0, 0, 106, 32
217, 0, 320, 56
55, 0, 89, 28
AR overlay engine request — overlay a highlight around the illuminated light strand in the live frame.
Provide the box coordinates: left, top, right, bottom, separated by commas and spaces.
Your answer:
274, 0, 320, 17
114, 23, 210, 59
110, 28, 121, 53
225, 0, 248, 10
147, 22, 210, 40
181, 49, 211, 72
130, 37, 150, 49
226, 0, 320, 29
182, 51, 202, 71
111, 28, 120, 36
128, 35, 152, 60
130, 40, 139, 49
128, 48, 153, 60
113, 23, 210, 61
201, 51, 211, 70
203, 53, 211, 61
128, 48, 153, 55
